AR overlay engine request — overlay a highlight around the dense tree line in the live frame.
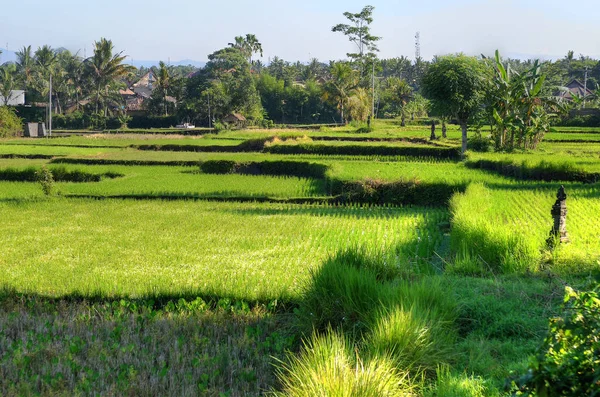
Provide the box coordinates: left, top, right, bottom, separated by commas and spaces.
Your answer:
1, 5, 599, 130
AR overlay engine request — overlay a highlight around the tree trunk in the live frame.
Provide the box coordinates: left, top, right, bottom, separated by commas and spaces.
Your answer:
442, 120, 447, 138
401, 115, 405, 127
430, 120, 436, 140
460, 121, 468, 157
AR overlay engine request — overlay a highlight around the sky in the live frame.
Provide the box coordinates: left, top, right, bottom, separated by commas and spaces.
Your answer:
2, 0, 600, 64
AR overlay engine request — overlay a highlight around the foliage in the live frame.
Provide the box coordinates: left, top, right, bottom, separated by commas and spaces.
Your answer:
0, 106, 23, 137
347, 87, 371, 122
422, 54, 489, 155
332, 5, 381, 74
273, 330, 414, 397
468, 134, 492, 152
511, 283, 600, 396
485, 50, 557, 150
85, 38, 135, 115
34, 165, 55, 196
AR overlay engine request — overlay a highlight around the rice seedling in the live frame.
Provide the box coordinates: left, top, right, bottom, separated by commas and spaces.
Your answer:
0, 199, 447, 301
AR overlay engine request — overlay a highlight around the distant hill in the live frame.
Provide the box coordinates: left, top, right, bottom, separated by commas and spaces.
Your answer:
0, 48, 17, 65
0, 48, 206, 69
131, 59, 206, 68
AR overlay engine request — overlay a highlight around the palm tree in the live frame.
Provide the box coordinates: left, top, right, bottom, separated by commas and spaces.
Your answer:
16, 46, 34, 92
155, 61, 172, 116
244, 34, 263, 64
0, 64, 17, 106
86, 38, 135, 114
324, 62, 357, 124
387, 77, 412, 126
228, 34, 263, 63
34, 45, 57, 101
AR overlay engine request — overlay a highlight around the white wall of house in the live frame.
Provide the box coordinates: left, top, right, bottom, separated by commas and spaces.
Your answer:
0, 90, 25, 106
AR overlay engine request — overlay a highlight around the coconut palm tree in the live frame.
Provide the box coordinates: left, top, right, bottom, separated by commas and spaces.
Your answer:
323, 62, 357, 124
16, 46, 34, 92
86, 38, 135, 114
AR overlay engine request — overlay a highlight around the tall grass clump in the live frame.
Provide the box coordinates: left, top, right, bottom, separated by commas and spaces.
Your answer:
368, 279, 458, 377
296, 250, 390, 335
273, 330, 415, 397
367, 305, 455, 377
423, 367, 490, 397
449, 184, 540, 274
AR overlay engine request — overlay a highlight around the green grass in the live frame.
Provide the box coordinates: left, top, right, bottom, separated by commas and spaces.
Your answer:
450, 183, 600, 274
2, 124, 599, 395
0, 199, 447, 301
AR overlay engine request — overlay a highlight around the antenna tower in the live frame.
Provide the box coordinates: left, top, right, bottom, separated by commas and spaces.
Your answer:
415, 32, 421, 60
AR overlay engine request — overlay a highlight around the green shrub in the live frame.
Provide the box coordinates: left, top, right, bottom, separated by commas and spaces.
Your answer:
35, 166, 55, 196
0, 107, 23, 137
265, 143, 462, 159
0, 166, 121, 182
199, 160, 329, 179
511, 283, 600, 396
273, 330, 414, 397
200, 160, 237, 174
468, 135, 492, 152
333, 178, 464, 207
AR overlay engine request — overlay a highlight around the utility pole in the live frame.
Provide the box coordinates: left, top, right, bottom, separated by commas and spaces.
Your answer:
583, 67, 589, 107
48, 74, 52, 137
372, 61, 375, 122
207, 94, 211, 129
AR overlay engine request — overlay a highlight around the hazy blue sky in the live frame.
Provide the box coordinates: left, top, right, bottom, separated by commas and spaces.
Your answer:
2, 0, 600, 62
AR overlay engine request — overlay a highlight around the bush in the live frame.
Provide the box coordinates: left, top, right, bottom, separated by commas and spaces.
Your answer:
199, 160, 328, 179
511, 283, 600, 396
468, 135, 492, 152
0, 107, 23, 137
333, 178, 464, 207
273, 330, 414, 397
265, 143, 461, 159
35, 166, 55, 196
0, 166, 120, 183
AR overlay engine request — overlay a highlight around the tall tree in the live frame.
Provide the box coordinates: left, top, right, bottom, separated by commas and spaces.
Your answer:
16, 46, 34, 93
228, 34, 263, 64
85, 38, 135, 114
332, 5, 381, 73
422, 54, 489, 155
323, 62, 357, 124
0, 64, 18, 106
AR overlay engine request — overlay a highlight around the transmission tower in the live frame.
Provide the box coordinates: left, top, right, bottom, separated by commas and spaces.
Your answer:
415, 32, 421, 60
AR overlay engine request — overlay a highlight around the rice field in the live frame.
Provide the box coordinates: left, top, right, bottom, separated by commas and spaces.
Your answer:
1, 121, 599, 395
0, 199, 447, 300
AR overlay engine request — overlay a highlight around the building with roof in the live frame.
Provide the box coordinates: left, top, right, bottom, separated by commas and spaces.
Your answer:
557, 79, 594, 101
222, 113, 247, 128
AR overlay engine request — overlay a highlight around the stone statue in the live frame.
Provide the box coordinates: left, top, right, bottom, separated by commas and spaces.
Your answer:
547, 185, 570, 247
430, 120, 436, 140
